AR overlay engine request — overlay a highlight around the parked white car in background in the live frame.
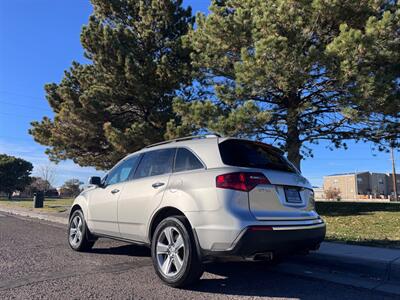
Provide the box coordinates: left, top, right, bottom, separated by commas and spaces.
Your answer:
68, 135, 326, 287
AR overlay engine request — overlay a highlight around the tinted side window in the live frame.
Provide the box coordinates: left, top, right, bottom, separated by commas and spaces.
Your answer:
134, 148, 175, 179
174, 148, 204, 172
105, 155, 140, 186
219, 140, 296, 173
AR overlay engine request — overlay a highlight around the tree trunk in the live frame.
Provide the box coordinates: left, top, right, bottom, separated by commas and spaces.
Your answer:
287, 137, 302, 171
286, 99, 302, 171
7, 192, 12, 200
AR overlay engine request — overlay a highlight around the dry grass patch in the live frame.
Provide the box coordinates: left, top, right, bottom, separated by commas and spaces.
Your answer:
316, 201, 400, 248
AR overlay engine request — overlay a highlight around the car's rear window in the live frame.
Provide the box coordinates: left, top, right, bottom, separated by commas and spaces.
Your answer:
218, 139, 296, 173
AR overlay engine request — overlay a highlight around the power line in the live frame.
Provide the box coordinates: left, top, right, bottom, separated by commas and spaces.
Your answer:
0, 99, 51, 111
0, 90, 46, 101
0, 111, 49, 119
0, 134, 37, 141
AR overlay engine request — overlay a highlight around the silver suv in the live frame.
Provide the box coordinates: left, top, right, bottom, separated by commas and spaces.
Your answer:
68, 135, 325, 287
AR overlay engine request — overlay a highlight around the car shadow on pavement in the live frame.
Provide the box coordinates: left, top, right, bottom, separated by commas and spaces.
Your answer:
189, 261, 309, 298
90, 243, 151, 257
90, 244, 298, 297
85, 244, 384, 298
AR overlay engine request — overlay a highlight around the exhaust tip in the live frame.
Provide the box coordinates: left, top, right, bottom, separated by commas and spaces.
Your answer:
248, 252, 274, 261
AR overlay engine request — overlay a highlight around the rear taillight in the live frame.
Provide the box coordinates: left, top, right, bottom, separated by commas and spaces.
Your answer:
216, 172, 270, 192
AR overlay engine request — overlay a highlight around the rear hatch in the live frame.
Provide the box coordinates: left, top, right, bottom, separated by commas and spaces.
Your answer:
219, 139, 317, 221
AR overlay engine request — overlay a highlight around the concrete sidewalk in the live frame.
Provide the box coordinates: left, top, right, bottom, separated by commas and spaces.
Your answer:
303, 242, 400, 282
1, 204, 399, 295
283, 242, 400, 295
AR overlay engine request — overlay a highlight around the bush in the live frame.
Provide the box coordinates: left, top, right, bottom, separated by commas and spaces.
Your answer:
325, 188, 341, 200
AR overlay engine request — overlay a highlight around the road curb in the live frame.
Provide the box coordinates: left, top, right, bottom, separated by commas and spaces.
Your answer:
389, 257, 400, 282
0, 206, 68, 225
277, 261, 400, 296
286, 244, 400, 295
292, 251, 399, 282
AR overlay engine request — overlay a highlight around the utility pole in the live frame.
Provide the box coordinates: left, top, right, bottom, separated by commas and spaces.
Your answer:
354, 169, 358, 200
391, 145, 398, 202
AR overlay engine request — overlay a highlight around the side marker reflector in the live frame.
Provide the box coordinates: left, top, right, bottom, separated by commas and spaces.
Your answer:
249, 226, 273, 231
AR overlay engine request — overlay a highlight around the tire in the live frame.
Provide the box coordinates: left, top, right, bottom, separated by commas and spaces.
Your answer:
151, 216, 203, 287
68, 209, 96, 252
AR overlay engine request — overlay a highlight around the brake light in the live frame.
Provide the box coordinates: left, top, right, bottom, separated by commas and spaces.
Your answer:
216, 172, 270, 192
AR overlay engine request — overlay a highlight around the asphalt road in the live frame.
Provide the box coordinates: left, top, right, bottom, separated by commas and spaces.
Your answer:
0, 212, 396, 300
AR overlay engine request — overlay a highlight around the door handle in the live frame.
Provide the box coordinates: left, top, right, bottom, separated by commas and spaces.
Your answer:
111, 189, 120, 194
152, 182, 165, 189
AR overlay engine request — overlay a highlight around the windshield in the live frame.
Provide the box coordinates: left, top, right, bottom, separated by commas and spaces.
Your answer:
218, 139, 297, 173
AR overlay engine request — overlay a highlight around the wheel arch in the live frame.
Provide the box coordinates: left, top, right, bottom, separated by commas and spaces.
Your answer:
148, 206, 203, 259
69, 204, 82, 220
69, 195, 89, 222
148, 206, 186, 241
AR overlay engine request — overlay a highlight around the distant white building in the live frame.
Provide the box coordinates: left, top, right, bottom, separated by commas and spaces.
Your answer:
313, 187, 325, 199
323, 172, 399, 199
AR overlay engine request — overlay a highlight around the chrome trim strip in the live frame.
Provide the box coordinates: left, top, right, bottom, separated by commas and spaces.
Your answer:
254, 218, 323, 226
272, 223, 326, 231
255, 216, 319, 221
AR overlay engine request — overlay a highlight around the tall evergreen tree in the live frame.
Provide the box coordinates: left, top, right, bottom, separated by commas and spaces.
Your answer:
0, 154, 33, 199
30, 0, 193, 169
168, 0, 399, 170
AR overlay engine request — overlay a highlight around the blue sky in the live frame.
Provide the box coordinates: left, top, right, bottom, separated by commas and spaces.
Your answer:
0, 0, 398, 187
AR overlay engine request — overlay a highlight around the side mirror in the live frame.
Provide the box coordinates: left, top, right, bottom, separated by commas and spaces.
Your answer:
88, 176, 102, 187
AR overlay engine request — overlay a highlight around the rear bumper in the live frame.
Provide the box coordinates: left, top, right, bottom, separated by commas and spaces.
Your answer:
201, 223, 326, 258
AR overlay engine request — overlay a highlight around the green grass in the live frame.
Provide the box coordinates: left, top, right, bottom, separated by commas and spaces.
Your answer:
316, 201, 400, 249
0, 197, 74, 213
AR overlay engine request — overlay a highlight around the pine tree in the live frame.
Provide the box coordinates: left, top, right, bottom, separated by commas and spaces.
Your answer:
168, 0, 399, 170
30, 0, 193, 169
0, 154, 33, 199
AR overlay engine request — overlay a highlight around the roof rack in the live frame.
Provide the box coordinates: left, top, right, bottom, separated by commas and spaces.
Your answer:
145, 134, 221, 149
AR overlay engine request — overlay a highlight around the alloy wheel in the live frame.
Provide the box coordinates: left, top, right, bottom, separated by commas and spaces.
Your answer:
69, 215, 83, 247
156, 226, 185, 277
